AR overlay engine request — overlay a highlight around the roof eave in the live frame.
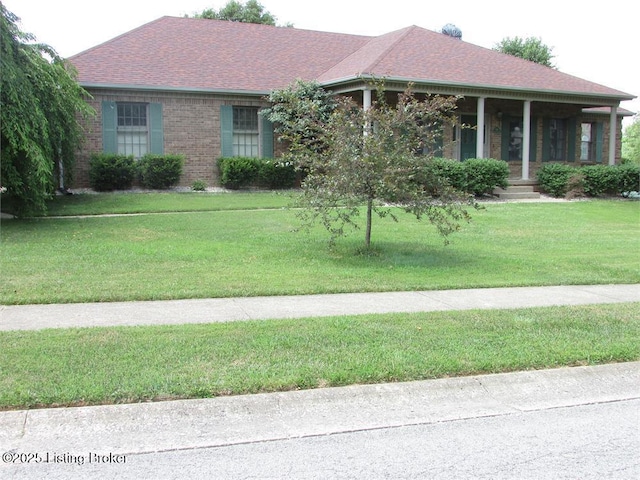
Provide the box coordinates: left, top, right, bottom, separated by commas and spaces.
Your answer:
80, 82, 271, 97
322, 75, 636, 106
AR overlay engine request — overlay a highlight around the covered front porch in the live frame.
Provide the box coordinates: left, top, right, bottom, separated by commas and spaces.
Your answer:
344, 81, 628, 181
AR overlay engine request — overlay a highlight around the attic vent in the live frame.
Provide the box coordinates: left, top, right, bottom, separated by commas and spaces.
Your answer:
441, 24, 462, 39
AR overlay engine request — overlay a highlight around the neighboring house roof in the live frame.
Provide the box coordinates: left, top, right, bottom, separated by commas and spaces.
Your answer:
70, 16, 635, 105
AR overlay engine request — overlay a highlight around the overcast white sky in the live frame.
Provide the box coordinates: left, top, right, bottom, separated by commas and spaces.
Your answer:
4, 0, 638, 126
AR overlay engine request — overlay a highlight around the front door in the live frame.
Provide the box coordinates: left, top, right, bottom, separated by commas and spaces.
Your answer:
460, 115, 477, 160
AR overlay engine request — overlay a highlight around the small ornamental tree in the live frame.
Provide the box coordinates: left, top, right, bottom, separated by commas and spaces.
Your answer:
267, 81, 476, 248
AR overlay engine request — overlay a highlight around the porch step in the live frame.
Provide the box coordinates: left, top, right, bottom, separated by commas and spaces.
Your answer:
493, 183, 540, 200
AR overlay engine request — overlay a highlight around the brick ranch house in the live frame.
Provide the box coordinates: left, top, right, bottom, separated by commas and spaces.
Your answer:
68, 16, 636, 188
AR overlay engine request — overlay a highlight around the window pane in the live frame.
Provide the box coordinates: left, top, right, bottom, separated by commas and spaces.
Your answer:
117, 103, 148, 158
118, 131, 148, 157
232, 107, 259, 157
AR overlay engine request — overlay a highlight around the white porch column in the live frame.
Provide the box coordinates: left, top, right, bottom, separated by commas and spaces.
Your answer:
476, 97, 485, 158
609, 106, 618, 165
363, 87, 372, 136
363, 87, 372, 111
522, 100, 532, 180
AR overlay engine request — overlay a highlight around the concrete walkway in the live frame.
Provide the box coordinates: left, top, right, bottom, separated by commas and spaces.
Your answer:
1, 283, 639, 331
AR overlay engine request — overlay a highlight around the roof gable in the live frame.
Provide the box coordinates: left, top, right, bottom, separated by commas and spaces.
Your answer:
70, 17, 369, 92
70, 17, 634, 102
321, 26, 633, 99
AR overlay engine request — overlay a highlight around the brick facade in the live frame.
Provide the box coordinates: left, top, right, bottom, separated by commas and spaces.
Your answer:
72, 89, 625, 189
74, 89, 270, 189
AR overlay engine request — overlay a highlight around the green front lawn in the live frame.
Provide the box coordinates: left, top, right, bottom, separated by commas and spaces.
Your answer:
1, 198, 638, 305
1, 303, 638, 410
1, 194, 638, 410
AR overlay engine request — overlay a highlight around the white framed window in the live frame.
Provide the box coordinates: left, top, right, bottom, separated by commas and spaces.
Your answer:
117, 103, 148, 158
233, 106, 259, 157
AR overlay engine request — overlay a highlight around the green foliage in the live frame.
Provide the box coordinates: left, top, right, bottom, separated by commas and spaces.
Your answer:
462, 158, 510, 196
268, 80, 475, 248
190, 0, 284, 25
423, 157, 509, 196
0, 5, 94, 216
191, 180, 207, 191
537, 163, 639, 197
259, 159, 297, 189
622, 115, 640, 164
537, 164, 578, 197
581, 165, 619, 197
89, 154, 136, 191
494, 36, 555, 68
218, 157, 296, 189
425, 157, 467, 193
263, 79, 338, 156
137, 154, 184, 189
617, 163, 640, 195
218, 157, 260, 189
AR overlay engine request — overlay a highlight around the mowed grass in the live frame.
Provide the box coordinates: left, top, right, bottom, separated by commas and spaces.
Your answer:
42, 191, 292, 216
1, 302, 638, 410
1, 197, 639, 304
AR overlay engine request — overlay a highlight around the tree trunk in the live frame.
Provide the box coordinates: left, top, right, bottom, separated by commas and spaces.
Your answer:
365, 197, 373, 248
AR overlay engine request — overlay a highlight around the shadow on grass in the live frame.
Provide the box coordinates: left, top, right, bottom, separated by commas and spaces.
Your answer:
327, 240, 476, 270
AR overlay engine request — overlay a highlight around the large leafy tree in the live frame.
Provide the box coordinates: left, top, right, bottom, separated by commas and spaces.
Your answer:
191, 0, 288, 26
622, 115, 640, 164
1, 5, 93, 216
494, 36, 555, 68
265, 81, 476, 249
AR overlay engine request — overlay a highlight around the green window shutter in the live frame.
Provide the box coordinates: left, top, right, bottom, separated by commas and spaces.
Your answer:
595, 122, 604, 163
567, 117, 577, 162
149, 103, 164, 154
220, 105, 233, 158
501, 115, 511, 161
102, 101, 117, 153
542, 118, 550, 161
261, 115, 274, 158
529, 117, 537, 162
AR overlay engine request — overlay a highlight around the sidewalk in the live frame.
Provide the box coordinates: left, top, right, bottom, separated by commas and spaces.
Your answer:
1, 283, 639, 331
1, 284, 639, 470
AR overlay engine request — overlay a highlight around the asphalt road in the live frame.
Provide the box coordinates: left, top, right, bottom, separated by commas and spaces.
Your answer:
4, 398, 638, 479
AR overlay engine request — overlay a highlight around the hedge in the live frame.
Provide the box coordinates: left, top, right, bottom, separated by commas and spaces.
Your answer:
138, 154, 184, 189
537, 163, 640, 197
462, 158, 510, 196
218, 157, 296, 190
424, 157, 509, 196
89, 154, 136, 191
